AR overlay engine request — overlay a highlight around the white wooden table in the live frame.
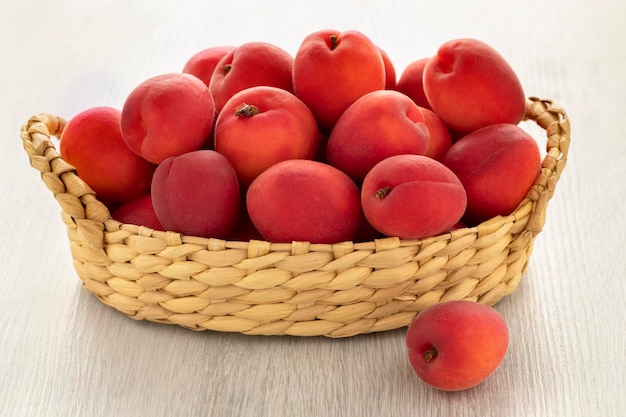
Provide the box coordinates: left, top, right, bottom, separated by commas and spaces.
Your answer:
1, 1, 624, 416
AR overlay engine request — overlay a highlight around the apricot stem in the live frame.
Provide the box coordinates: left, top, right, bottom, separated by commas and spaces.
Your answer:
329, 34, 339, 50
423, 347, 438, 363
222, 64, 232, 75
375, 186, 393, 199
235, 103, 260, 117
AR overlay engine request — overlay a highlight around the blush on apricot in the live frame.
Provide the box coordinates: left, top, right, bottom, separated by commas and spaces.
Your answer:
120, 73, 215, 165
378, 46, 397, 89
209, 42, 294, 113
111, 193, 164, 231
441, 123, 541, 225
151, 150, 240, 238
406, 300, 509, 391
59, 106, 156, 207
361, 154, 466, 239
420, 107, 453, 161
423, 38, 526, 134
395, 57, 432, 110
214, 86, 319, 187
246, 160, 362, 243
326, 90, 430, 184
182, 46, 236, 87
293, 29, 386, 133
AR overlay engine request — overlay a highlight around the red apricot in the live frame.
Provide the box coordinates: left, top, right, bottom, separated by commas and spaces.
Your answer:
292, 29, 386, 133
423, 38, 526, 134
151, 150, 240, 238
326, 90, 430, 184
378, 46, 397, 89
111, 193, 164, 231
395, 57, 432, 110
120, 73, 215, 164
214, 86, 319, 187
227, 200, 263, 241
361, 154, 467, 239
420, 107, 453, 161
209, 42, 294, 113
441, 123, 541, 225
182, 46, 236, 87
246, 160, 362, 243
59, 106, 156, 207
406, 300, 509, 391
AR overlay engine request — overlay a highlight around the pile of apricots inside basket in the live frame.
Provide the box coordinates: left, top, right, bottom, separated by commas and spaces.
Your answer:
59, 29, 540, 244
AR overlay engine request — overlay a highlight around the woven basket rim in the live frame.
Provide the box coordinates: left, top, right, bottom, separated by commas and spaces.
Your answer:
20, 96, 571, 337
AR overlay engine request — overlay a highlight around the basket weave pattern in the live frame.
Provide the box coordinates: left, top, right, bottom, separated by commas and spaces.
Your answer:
20, 97, 570, 337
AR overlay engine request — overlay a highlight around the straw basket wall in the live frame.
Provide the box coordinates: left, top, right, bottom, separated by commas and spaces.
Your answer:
20, 97, 570, 337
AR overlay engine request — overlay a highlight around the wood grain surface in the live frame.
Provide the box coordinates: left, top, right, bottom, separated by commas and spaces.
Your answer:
1, 1, 624, 416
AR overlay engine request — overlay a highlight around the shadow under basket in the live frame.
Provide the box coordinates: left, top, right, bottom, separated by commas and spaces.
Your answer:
20, 97, 570, 338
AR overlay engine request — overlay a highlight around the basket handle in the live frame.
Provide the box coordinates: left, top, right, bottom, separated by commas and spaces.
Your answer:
20, 113, 111, 248
523, 97, 571, 237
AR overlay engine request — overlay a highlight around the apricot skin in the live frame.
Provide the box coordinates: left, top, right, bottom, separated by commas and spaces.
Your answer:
441, 123, 541, 225
111, 193, 164, 231
120, 73, 215, 165
292, 29, 386, 133
423, 38, 526, 134
406, 300, 509, 391
214, 86, 319, 187
361, 154, 466, 239
420, 107, 453, 161
326, 90, 430, 184
59, 106, 156, 207
182, 46, 236, 87
246, 160, 362, 244
395, 57, 432, 110
378, 46, 397, 89
209, 42, 294, 113
150, 150, 240, 238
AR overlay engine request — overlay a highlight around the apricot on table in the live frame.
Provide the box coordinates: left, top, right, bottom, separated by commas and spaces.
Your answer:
406, 300, 509, 391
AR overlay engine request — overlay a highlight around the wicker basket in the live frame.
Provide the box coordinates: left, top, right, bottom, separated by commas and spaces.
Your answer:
20, 97, 570, 337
